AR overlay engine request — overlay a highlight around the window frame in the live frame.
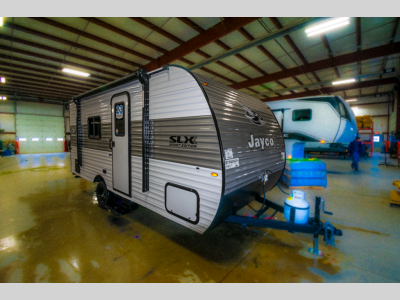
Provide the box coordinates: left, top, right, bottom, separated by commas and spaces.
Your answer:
87, 116, 102, 140
292, 109, 312, 122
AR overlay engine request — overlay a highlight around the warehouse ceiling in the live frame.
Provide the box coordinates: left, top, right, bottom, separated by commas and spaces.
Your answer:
0, 17, 399, 104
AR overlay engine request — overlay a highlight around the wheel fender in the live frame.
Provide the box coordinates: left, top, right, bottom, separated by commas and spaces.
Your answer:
93, 175, 106, 185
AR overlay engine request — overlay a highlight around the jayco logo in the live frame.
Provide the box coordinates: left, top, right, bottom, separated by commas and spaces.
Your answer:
236, 101, 266, 126
169, 136, 197, 148
248, 133, 274, 150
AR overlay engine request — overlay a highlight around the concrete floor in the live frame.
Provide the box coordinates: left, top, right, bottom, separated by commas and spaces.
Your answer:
0, 152, 399, 283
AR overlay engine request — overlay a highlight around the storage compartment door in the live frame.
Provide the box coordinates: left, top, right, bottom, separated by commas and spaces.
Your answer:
165, 183, 199, 224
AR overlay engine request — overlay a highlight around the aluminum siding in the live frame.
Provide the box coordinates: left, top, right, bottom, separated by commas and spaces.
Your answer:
71, 66, 223, 233
131, 66, 212, 121
130, 157, 222, 234
82, 123, 112, 152
193, 74, 285, 195
131, 116, 221, 170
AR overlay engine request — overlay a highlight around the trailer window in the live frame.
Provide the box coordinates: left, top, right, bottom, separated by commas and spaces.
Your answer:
114, 102, 125, 136
292, 109, 312, 121
88, 116, 101, 139
337, 100, 351, 121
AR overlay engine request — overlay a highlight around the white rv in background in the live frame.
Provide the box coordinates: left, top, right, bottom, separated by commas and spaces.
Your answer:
70, 65, 286, 234
267, 96, 357, 158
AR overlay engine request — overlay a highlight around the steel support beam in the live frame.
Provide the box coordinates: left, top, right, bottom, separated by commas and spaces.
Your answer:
270, 17, 321, 84
2, 22, 140, 68
0, 93, 66, 103
0, 45, 123, 79
264, 77, 399, 102
0, 68, 98, 89
0, 54, 111, 82
187, 17, 328, 72
230, 42, 400, 91
81, 17, 168, 54
0, 61, 106, 85
29, 17, 153, 62
0, 34, 135, 73
144, 17, 259, 72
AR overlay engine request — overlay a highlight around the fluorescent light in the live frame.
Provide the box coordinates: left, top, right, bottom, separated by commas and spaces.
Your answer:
18, 138, 26, 141
352, 107, 359, 110
346, 99, 357, 102
62, 68, 90, 77
0, 17, 4, 27
332, 78, 356, 85
32, 138, 39, 141
45, 138, 53, 141
306, 17, 350, 37
1, 96, 6, 100
1, 77, 5, 83
57, 138, 64, 141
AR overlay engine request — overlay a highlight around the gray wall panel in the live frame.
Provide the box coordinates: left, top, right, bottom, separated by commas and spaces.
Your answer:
82, 123, 112, 152
193, 74, 286, 195
131, 116, 221, 170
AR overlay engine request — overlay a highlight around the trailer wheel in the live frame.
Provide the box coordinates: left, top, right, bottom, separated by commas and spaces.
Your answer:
96, 181, 110, 209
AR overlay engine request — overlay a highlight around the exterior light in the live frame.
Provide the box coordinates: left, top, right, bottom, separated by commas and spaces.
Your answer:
203, 83, 209, 86
306, 17, 350, 37
211, 172, 218, 177
1, 77, 5, 83
346, 99, 357, 102
32, 138, 39, 141
62, 68, 90, 77
320, 140, 325, 143
18, 138, 27, 141
57, 138, 64, 141
288, 155, 292, 159
332, 78, 356, 85
45, 138, 53, 141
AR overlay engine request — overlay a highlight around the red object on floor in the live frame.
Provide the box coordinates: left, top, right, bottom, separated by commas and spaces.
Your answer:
64, 141, 67, 152
15, 141, 19, 154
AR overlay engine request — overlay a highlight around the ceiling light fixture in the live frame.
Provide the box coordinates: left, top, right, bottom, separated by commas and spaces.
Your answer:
332, 78, 356, 85
62, 68, 90, 77
0, 17, 4, 27
1, 77, 5, 83
346, 99, 357, 102
306, 17, 350, 37
1, 96, 6, 100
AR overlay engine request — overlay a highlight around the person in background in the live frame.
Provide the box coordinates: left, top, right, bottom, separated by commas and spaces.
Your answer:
348, 135, 364, 171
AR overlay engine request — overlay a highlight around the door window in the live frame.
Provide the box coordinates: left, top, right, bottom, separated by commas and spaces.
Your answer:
114, 102, 125, 136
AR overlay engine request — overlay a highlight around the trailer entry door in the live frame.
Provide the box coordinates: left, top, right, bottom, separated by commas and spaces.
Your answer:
111, 93, 131, 196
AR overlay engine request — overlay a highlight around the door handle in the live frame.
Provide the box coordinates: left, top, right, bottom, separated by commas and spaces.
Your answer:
112, 141, 115, 147
109, 139, 114, 150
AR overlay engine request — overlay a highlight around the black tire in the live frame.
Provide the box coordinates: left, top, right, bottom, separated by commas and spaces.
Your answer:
96, 181, 110, 209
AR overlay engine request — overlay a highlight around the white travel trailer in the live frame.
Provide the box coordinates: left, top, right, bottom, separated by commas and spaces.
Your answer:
266, 96, 357, 158
70, 65, 286, 234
